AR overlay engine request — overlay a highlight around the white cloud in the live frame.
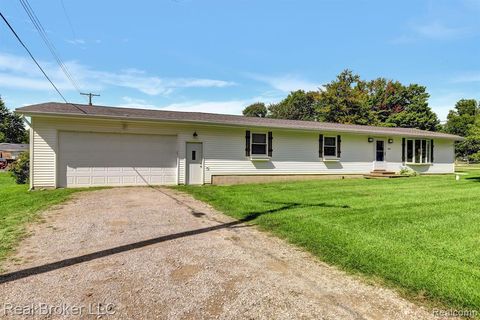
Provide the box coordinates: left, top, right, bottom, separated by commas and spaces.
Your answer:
246, 73, 322, 93
413, 21, 469, 40
67, 39, 86, 45
0, 52, 235, 96
118, 94, 281, 115
451, 72, 480, 83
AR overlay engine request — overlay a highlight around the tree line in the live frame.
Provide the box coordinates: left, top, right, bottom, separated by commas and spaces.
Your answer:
243, 70, 479, 161
243, 70, 440, 131
0, 97, 28, 144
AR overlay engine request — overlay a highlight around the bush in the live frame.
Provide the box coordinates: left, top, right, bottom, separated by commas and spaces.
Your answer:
468, 152, 480, 163
399, 166, 418, 176
9, 151, 29, 184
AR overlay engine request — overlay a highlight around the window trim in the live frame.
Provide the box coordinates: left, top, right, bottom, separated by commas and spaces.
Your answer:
405, 138, 431, 164
250, 132, 269, 157
323, 135, 338, 159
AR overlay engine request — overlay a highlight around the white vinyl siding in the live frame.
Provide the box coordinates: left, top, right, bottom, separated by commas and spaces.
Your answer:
29, 116, 456, 188
31, 118, 57, 188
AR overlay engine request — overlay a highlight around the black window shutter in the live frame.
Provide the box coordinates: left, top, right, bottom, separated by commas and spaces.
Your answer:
431, 139, 434, 163
402, 138, 406, 162
245, 130, 251, 156
319, 134, 323, 158
337, 135, 342, 158
268, 131, 273, 157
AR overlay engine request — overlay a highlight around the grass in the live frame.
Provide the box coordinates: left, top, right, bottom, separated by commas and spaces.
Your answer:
0, 172, 84, 269
176, 168, 480, 312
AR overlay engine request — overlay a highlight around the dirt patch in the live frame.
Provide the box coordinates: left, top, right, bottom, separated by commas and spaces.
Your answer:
0, 187, 440, 319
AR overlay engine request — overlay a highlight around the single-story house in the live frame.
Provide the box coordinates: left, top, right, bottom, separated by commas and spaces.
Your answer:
0, 143, 29, 161
16, 102, 463, 189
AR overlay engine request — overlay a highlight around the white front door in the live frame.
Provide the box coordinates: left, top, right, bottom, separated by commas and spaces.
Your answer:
186, 142, 203, 185
374, 139, 387, 170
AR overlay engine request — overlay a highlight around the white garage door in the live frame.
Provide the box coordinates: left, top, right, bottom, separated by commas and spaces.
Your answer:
58, 131, 177, 187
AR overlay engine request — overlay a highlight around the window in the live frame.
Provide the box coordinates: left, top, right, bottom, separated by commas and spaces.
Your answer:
251, 133, 267, 155
406, 139, 430, 164
323, 136, 337, 157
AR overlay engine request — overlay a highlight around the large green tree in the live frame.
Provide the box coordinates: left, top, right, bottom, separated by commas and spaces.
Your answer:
0, 97, 28, 144
242, 102, 268, 117
456, 114, 480, 161
247, 70, 441, 131
268, 90, 318, 121
444, 99, 478, 137
384, 84, 439, 131
366, 78, 411, 123
445, 99, 480, 160
316, 70, 376, 125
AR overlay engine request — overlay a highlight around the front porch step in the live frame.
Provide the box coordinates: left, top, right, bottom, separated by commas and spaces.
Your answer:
363, 170, 408, 179
364, 169, 408, 179
363, 173, 408, 179
371, 169, 396, 175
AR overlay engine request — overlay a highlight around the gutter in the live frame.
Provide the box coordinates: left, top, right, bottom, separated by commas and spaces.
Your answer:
15, 110, 465, 141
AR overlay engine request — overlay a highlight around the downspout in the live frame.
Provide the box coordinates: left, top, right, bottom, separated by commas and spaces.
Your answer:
21, 115, 33, 191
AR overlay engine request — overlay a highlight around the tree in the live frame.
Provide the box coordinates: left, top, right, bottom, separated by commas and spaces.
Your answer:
242, 102, 267, 118
268, 90, 318, 121
366, 78, 409, 123
444, 99, 478, 137
456, 113, 480, 161
385, 84, 440, 131
0, 97, 28, 143
316, 70, 376, 125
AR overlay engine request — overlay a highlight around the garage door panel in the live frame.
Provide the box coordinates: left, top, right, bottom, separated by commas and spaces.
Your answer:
59, 132, 177, 187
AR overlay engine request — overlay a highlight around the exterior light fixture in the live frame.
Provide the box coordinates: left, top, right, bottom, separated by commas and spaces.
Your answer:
193, 131, 198, 138
388, 138, 394, 144
368, 137, 374, 143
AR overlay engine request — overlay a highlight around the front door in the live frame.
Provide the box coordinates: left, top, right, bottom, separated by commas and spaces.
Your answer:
186, 142, 203, 185
374, 139, 386, 170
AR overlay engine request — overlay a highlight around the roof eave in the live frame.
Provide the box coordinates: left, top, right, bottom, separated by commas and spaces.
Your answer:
15, 109, 464, 141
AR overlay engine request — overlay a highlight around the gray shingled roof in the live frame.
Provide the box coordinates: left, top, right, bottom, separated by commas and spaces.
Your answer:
0, 143, 29, 151
16, 102, 463, 140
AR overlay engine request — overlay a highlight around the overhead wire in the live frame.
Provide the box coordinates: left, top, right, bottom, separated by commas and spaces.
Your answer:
0, 11, 69, 103
18, 0, 83, 94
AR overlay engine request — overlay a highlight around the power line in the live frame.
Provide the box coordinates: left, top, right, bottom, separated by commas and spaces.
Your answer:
60, 0, 76, 39
18, 0, 82, 94
0, 11, 69, 103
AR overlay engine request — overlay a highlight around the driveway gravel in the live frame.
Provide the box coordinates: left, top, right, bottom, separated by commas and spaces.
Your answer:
0, 187, 437, 319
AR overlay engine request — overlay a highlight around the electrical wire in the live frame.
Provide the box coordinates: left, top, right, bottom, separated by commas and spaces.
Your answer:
0, 11, 69, 103
18, 0, 82, 94
60, 0, 76, 39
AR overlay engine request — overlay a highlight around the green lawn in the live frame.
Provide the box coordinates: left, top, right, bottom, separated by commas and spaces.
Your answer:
0, 172, 83, 269
176, 168, 480, 311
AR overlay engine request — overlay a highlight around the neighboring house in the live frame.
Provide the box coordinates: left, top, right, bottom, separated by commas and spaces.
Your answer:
0, 143, 29, 162
16, 102, 463, 189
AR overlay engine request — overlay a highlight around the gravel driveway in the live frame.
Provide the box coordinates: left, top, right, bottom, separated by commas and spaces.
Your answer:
0, 187, 436, 319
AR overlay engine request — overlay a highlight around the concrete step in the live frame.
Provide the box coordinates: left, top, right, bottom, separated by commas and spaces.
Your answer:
371, 170, 396, 175
364, 173, 408, 179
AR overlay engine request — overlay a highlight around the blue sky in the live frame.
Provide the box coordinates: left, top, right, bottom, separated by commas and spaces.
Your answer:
1, 0, 480, 120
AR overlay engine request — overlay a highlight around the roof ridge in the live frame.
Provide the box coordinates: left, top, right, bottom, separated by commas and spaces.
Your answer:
16, 102, 464, 140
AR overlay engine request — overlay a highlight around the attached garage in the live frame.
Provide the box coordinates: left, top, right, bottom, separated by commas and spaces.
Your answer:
58, 131, 177, 187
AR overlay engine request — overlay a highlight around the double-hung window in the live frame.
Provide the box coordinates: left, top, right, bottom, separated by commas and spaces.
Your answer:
323, 136, 337, 157
251, 133, 267, 156
405, 139, 431, 164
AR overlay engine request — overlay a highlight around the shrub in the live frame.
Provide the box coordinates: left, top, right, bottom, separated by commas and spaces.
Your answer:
399, 166, 418, 176
9, 151, 29, 184
468, 152, 480, 163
